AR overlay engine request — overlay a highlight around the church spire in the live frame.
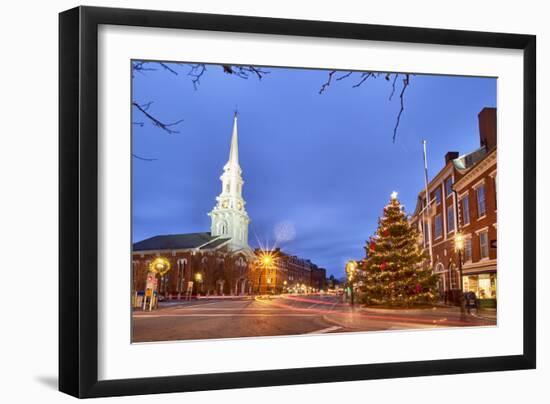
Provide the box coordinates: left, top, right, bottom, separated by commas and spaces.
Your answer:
209, 111, 250, 252
228, 111, 239, 167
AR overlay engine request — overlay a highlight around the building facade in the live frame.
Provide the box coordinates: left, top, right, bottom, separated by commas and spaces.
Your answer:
131, 113, 327, 298
132, 113, 257, 298
411, 107, 497, 305
254, 248, 326, 294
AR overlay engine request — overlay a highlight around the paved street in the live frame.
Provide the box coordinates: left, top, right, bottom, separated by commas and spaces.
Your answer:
132, 294, 496, 342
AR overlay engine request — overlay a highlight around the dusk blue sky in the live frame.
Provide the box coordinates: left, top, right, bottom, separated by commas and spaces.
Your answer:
132, 62, 496, 278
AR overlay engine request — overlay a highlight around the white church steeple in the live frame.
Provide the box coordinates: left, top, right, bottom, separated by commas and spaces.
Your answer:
208, 112, 250, 251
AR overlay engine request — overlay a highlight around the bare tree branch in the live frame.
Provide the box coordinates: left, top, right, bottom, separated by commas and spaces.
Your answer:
132, 61, 157, 77
225, 65, 270, 80
392, 74, 410, 143
159, 62, 179, 75
132, 153, 158, 161
352, 72, 375, 88
132, 101, 184, 134
188, 64, 207, 89
389, 74, 399, 101
319, 71, 336, 94
319, 70, 411, 141
336, 71, 353, 81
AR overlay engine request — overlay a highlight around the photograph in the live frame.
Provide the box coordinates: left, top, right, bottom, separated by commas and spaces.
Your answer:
130, 60, 498, 343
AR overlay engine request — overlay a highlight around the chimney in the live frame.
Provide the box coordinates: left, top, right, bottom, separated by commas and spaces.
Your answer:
445, 151, 459, 165
478, 107, 497, 150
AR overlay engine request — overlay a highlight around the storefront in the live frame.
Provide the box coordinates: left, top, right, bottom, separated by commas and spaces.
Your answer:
462, 272, 497, 307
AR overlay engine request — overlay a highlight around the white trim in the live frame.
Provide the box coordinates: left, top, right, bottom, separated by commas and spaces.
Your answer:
475, 226, 490, 234
472, 178, 486, 190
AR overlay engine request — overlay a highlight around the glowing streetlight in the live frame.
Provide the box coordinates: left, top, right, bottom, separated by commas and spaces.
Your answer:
149, 257, 171, 276
455, 233, 464, 252
346, 260, 358, 306
257, 250, 277, 268
194, 272, 203, 282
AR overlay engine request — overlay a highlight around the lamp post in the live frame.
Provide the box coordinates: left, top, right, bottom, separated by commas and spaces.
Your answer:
194, 272, 203, 296
454, 233, 465, 314
345, 260, 357, 307
256, 250, 276, 295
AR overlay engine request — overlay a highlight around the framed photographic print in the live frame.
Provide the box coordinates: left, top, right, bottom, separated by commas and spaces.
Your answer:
59, 6, 536, 398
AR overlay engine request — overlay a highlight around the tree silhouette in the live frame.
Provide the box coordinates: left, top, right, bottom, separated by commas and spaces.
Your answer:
132, 61, 410, 160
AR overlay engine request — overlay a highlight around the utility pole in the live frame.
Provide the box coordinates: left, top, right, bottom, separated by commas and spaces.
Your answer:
422, 140, 434, 267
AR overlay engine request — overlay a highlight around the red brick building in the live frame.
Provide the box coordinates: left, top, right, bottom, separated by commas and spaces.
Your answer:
132, 113, 326, 299
255, 248, 326, 294
411, 107, 497, 305
133, 233, 256, 297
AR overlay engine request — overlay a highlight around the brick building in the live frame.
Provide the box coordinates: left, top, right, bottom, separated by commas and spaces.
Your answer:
255, 248, 326, 294
132, 113, 327, 298
411, 107, 497, 305
132, 113, 257, 298
133, 233, 255, 296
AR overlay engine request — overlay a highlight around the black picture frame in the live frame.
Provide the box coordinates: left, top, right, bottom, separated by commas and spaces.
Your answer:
59, 5, 536, 398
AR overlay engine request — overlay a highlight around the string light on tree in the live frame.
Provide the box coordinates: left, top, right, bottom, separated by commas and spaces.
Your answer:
358, 191, 438, 307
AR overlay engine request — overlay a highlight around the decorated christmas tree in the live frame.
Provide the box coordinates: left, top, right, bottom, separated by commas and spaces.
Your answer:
359, 191, 438, 307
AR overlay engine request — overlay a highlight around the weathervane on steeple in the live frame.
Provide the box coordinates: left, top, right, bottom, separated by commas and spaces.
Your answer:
234, 106, 239, 118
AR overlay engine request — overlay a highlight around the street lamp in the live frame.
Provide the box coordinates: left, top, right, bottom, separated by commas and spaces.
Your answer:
345, 260, 358, 306
256, 250, 277, 294
454, 233, 465, 313
194, 272, 203, 296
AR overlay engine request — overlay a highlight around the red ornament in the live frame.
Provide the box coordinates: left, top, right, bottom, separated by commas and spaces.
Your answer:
415, 283, 422, 294
383, 229, 389, 237
369, 241, 376, 251
380, 262, 387, 271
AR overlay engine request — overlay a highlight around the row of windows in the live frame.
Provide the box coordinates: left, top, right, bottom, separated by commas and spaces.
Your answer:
432, 176, 454, 205
430, 177, 495, 240
461, 230, 490, 262
433, 206, 455, 239
460, 180, 494, 226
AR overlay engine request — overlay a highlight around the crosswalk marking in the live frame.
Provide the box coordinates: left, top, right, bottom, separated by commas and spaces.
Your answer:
135, 313, 319, 318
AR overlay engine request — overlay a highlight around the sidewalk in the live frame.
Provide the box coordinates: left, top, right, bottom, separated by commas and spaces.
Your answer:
472, 308, 497, 320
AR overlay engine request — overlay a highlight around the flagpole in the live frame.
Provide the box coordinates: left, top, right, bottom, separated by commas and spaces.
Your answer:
422, 140, 434, 266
